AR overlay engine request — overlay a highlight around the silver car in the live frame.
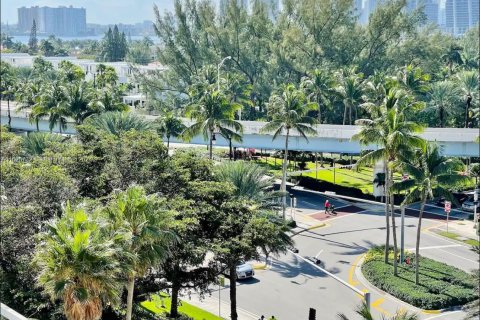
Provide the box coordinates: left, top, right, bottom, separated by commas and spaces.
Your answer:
236, 262, 255, 279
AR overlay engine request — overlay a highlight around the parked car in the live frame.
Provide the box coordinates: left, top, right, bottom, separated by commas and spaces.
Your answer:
236, 262, 255, 279
434, 193, 469, 208
462, 196, 480, 212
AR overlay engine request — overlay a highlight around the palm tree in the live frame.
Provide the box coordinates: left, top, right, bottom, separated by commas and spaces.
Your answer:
395, 65, 430, 99
22, 132, 64, 156
301, 69, 336, 124
456, 70, 479, 128
34, 203, 122, 320
427, 81, 459, 128
36, 81, 70, 133
337, 301, 418, 320
0, 62, 15, 129
94, 89, 129, 113
442, 45, 463, 74
261, 84, 317, 218
85, 111, 152, 136
214, 161, 281, 209
353, 87, 424, 273
103, 186, 174, 320
183, 88, 242, 160
16, 80, 43, 131
155, 111, 186, 149
61, 82, 97, 125
393, 143, 468, 285
336, 68, 364, 125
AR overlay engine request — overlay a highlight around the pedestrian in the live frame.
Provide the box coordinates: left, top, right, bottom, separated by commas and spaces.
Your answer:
324, 199, 330, 213
269, 316, 277, 320
259, 316, 265, 320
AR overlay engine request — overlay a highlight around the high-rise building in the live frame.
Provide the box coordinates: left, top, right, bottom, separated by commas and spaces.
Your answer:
219, 0, 249, 17
258, 0, 281, 20
407, 0, 439, 25
18, 6, 86, 36
445, 0, 479, 35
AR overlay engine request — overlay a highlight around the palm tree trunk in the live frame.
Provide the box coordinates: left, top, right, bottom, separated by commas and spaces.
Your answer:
439, 107, 445, 128
167, 137, 170, 149
281, 129, 290, 219
229, 138, 233, 161
7, 98, 12, 129
229, 264, 238, 320
349, 103, 352, 125
391, 187, 398, 276
209, 129, 213, 160
343, 103, 348, 125
126, 274, 135, 320
384, 163, 390, 264
465, 95, 471, 128
415, 194, 427, 285
317, 96, 322, 124
170, 272, 180, 318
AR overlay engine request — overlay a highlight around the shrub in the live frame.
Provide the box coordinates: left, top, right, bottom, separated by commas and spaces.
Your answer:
362, 247, 476, 310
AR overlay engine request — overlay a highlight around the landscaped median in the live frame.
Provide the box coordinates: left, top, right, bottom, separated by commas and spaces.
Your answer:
141, 293, 222, 320
361, 246, 477, 310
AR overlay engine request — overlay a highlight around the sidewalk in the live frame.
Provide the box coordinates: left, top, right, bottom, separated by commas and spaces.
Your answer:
186, 287, 259, 320
432, 219, 480, 241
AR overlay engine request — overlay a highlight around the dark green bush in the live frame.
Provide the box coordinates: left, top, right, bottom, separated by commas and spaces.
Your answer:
362, 247, 476, 310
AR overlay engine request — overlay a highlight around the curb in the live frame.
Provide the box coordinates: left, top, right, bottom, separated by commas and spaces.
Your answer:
354, 255, 445, 316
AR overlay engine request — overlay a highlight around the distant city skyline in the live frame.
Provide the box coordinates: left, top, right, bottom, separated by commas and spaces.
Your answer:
1, 0, 187, 25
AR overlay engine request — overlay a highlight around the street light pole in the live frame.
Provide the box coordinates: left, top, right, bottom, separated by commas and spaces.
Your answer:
217, 56, 231, 92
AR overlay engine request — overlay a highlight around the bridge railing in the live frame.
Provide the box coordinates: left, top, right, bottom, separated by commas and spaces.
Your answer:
0, 303, 28, 320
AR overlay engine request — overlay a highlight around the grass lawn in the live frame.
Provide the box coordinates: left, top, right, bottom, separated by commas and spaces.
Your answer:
362, 247, 476, 310
437, 231, 480, 247
142, 293, 222, 320
254, 157, 377, 193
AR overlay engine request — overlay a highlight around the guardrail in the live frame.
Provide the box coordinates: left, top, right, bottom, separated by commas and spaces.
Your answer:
0, 303, 28, 320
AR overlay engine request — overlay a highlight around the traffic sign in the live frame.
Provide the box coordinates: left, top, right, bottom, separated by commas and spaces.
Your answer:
444, 201, 451, 213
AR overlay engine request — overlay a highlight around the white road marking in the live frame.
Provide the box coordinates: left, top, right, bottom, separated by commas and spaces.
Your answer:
407, 244, 462, 251
424, 311, 462, 319
315, 249, 323, 259
437, 248, 478, 264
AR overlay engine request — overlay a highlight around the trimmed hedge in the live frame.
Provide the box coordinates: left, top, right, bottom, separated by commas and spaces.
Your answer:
361, 247, 476, 310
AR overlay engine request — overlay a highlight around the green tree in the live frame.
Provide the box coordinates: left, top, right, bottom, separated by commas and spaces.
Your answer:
469, 163, 480, 187
28, 19, 37, 53
0, 61, 15, 128
155, 111, 186, 149
22, 132, 64, 156
61, 82, 98, 125
103, 186, 174, 320
34, 204, 122, 320
336, 68, 365, 125
426, 81, 459, 128
39, 39, 55, 56
353, 87, 424, 273
184, 88, 242, 159
301, 69, 336, 124
100, 25, 128, 62
261, 84, 316, 218
393, 143, 468, 284
84, 111, 152, 137
455, 70, 479, 128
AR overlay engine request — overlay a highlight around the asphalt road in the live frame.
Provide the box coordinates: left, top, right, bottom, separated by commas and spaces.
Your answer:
218, 189, 478, 320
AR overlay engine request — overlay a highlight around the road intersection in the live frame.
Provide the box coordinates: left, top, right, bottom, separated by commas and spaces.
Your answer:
205, 188, 478, 319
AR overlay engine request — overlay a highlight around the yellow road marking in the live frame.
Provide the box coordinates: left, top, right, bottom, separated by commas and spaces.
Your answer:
348, 254, 364, 286
371, 298, 392, 317
422, 310, 441, 314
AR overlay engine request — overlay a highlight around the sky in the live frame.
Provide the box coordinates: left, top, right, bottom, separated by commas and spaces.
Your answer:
0, 0, 208, 25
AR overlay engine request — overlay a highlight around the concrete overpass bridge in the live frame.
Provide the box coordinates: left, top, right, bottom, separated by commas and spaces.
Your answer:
1, 101, 479, 157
